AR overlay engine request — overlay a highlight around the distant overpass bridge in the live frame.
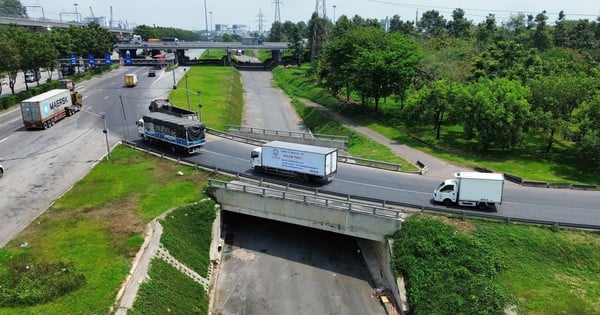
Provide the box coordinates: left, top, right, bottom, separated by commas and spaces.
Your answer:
0, 16, 132, 34
115, 41, 291, 65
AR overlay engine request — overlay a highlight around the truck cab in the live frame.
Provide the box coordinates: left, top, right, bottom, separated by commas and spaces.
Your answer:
433, 179, 458, 206
250, 147, 262, 169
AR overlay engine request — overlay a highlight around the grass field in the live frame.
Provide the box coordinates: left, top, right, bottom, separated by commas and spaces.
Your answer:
436, 215, 600, 314
272, 65, 600, 187
0, 147, 212, 313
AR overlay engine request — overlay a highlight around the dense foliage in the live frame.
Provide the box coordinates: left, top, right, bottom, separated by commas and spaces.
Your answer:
270, 9, 600, 167
392, 217, 511, 314
0, 24, 115, 95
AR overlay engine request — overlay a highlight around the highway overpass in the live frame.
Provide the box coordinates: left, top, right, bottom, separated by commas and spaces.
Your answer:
0, 16, 132, 34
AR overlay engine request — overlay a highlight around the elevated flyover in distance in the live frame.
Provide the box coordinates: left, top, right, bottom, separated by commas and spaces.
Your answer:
114, 41, 291, 65
0, 16, 132, 35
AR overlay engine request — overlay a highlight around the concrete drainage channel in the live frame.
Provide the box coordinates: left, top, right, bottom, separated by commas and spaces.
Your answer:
112, 199, 222, 314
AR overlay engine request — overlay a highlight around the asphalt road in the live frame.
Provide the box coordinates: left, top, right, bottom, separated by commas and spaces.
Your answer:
0, 65, 187, 246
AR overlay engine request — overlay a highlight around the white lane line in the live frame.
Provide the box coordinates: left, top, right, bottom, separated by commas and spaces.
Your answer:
0, 136, 8, 143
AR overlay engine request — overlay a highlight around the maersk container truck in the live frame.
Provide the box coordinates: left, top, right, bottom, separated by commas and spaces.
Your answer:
433, 172, 504, 209
20, 89, 83, 129
136, 112, 206, 154
251, 141, 338, 182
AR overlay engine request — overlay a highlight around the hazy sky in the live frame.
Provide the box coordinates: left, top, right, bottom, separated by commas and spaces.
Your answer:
23, 0, 600, 31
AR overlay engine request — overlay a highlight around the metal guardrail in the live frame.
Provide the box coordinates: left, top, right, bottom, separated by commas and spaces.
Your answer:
227, 125, 349, 142
207, 179, 404, 219
120, 140, 600, 231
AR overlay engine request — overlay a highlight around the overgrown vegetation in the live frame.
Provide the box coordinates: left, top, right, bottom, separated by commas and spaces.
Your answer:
160, 202, 216, 278
0, 259, 85, 307
393, 217, 512, 314
130, 259, 208, 314
393, 215, 600, 314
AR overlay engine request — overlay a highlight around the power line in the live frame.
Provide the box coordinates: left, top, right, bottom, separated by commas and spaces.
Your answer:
366, 0, 600, 21
274, 0, 282, 23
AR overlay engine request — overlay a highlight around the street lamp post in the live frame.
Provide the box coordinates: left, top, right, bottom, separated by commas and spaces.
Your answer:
209, 11, 213, 32
101, 112, 110, 160
333, 5, 336, 22
198, 91, 202, 121
184, 72, 190, 110
73, 3, 79, 23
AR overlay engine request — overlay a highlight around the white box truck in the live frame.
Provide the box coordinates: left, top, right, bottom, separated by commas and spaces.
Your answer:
20, 89, 83, 129
433, 172, 504, 209
124, 73, 138, 87
251, 141, 338, 182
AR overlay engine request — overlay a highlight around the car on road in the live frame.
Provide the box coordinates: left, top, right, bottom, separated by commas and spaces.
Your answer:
24, 70, 41, 83
148, 68, 156, 77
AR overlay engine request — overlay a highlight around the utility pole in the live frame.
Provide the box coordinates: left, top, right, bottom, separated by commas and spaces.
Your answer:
185, 72, 190, 110
101, 112, 110, 161
204, 0, 209, 34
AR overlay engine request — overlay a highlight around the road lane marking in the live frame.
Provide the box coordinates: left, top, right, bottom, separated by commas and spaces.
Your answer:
0, 137, 8, 143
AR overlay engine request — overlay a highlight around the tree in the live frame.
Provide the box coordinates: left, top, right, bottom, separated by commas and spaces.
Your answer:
553, 11, 568, 47
307, 12, 331, 68
446, 9, 472, 38
402, 79, 465, 139
0, 0, 27, 17
417, 10, 447, 38
350, 29, 422, 111
331, 15, 356, 38
0, 28, 21, 95
528, 75, 597, 153
575, 93, 600, 166
531, 11, 552, 51
475, 14, 498, 44
465, 78, 531, 150
268, 21, 284, 42
389, 15, 416, 36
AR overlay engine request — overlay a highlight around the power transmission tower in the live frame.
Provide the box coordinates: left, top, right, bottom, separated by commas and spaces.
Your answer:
274, 0, 281, 23
256, 9, 267, 34
315, 0, 327, 19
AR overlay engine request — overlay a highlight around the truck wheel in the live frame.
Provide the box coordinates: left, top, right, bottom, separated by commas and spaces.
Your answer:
43, 122, 48, 129
443, 199, 452, 206
477, 202, 488, 209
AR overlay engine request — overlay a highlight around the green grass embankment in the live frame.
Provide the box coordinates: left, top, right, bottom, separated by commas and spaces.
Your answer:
393, 215, 600, 314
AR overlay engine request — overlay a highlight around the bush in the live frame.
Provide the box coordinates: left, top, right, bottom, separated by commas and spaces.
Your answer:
0, 258, 86, 306
392, 217, 512, 314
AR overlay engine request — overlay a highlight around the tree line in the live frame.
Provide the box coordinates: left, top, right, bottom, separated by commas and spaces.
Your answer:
0, 24, 115, 95
270, 9, 600, 167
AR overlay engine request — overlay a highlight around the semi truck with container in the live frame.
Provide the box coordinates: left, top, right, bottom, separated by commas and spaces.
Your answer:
250, 141, 338, 182
20, 89, 83, 129
148, 99, 197, 119
433, 172, 504, 209
136, 112, 206, 154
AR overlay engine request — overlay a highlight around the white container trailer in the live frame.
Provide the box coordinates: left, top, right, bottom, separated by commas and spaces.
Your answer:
433, 172, 504, 209
20, 89, 83, 129
251, 141, 338, 182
